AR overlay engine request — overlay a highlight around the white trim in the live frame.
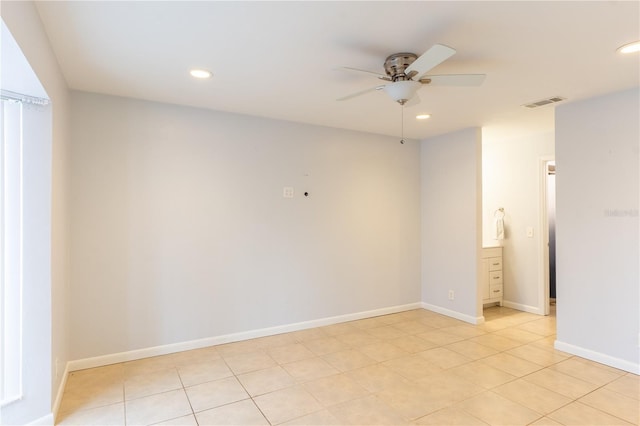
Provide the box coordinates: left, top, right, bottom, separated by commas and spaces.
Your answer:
502, 300, 543, 315
421, 302, 485, 325
17, 100, 24, 404
51, 362, 69, 422
68, 302, 422, 372
27, 413, 53, 425
554, 340, 640, 375
476, 131, 484, 322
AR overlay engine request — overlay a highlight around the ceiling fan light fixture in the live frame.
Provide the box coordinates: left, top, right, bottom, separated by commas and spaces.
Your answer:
383, 81, 421, 105
190, 69, 212, 79
617, 41, 640, 54
416, 114, 431, 120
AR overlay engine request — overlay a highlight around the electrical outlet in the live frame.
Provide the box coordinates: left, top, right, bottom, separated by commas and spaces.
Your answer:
448, 290, 455, 300
283, 187, 294, 198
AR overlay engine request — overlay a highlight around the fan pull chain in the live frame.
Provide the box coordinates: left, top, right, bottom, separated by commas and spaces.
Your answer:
400, 105, 405, 144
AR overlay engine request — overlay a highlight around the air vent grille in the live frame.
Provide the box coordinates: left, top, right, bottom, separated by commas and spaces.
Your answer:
523, 96, 566, 109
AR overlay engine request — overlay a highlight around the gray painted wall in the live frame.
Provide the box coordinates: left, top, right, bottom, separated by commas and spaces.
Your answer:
69, 92, 422, 359
555, 88, 639, 372
421, 128, 482, 322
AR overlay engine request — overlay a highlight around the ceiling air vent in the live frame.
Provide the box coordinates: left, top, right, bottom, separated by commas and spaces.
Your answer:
523, 96, 566, 109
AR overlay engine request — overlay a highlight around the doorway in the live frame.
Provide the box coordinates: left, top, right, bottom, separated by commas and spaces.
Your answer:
546, 162, 556, 305
539, 158, 556, 315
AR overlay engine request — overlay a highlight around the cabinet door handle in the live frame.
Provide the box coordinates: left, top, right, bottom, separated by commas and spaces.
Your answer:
492, 263, 500, 266
493, 276, 500, 280
493, 289, 500, 293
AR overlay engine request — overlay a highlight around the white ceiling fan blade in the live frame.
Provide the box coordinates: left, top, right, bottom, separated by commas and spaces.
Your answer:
335, 67, 389, 80
405, 44, 456, 80
421, 74, 486, 86
336, 84, 386, 101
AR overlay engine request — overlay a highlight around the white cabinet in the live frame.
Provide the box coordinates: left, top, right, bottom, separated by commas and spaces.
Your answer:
481, 247, 503, 306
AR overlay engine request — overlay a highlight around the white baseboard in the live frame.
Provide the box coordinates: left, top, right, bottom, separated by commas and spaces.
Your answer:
421, 302, 484, 325
51, 362, 70, 423
27, 413, 54, 425
554, 340, 640, 375
502, 300, 543, 315
68, 302, 422, 372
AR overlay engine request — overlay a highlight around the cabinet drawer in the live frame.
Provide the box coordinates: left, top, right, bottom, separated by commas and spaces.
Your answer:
488, 257, 502, 271
489, 284, 503, 298
489, 270, 503, 284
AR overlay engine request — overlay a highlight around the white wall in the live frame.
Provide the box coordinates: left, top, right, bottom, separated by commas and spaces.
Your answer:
69, 92, 422, 360
555, 88, 639, 373
420, 128, 483, 323
1, 2, 71, 424
482, 131, 555, 312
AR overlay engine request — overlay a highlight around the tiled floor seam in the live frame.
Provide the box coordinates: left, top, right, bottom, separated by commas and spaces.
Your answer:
174, 366, 198, 425
516, 364, 634, 425
212, 351, 300, 426
574, 379, 635, 423
122, 383, 128, 426
544, 396, 633, 426
233, 370, 273, 425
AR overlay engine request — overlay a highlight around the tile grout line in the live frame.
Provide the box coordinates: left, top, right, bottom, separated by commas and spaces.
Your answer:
231, 364, 274, 426
175, 366, 199, 426
122, 374, 127, 426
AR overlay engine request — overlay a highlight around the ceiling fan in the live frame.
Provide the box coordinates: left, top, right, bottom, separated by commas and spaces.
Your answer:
337, 44, 485, 105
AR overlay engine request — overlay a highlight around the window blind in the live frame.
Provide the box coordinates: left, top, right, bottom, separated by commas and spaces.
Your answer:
0, 98, 24, 406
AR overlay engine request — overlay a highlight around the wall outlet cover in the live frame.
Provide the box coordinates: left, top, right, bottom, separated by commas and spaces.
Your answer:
283, 187, 294, 198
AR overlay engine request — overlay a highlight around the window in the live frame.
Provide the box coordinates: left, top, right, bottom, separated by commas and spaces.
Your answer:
0, 90, 48, 408
1, 94, 24, 406
0, 18, 53, 423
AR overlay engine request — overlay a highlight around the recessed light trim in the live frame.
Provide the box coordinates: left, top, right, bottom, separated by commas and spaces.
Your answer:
416, 114, 431, 120
617, 41, 640, 54
190, 69, 212, 79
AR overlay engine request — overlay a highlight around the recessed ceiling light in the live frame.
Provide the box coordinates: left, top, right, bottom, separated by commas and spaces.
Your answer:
617, 41, 640, 54
190, 69, 212, 79
416, 114, 431, 120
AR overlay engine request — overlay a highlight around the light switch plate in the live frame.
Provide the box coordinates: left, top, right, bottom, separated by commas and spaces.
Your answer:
526, 227, 534, 238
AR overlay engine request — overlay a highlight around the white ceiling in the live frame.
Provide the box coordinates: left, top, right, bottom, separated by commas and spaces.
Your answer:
35, 1, 639, 140
1, 20, 48, 99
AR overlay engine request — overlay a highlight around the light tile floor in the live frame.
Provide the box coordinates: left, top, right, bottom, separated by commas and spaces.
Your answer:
56, 306, 639, 425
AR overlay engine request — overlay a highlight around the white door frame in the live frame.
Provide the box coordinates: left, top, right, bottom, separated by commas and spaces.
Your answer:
538, 156, 555, 316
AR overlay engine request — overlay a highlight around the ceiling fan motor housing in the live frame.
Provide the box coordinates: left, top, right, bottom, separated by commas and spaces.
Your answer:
384, 53, 418, 81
